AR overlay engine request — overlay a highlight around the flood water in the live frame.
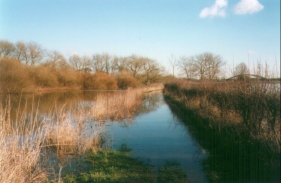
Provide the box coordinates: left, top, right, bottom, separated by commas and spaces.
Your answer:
1, 90, 279, 182
104, 93, 208, 182
1, 91, 208, 182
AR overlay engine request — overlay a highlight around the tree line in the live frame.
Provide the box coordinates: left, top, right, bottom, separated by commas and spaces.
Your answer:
0, 40, 166, 93
171, 53, 273, 80
1, 40, 265, 93
170, 52, 225, 80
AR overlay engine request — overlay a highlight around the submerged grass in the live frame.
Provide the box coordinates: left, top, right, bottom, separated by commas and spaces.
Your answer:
64, 145, 189, 183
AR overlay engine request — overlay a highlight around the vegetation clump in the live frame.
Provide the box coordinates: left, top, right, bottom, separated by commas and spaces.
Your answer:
83, 72, 118, 90
0, 40, 165, 94
163, 78, 280, 182
64, 145, 189, 183
116, 72, 139, 89
0, 58, 31, 93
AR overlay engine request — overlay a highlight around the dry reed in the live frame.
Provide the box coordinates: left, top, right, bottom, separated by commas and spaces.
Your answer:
0, 102, 102, 182
0, 104, 48, 183
164, 78, 280, 151
91, 84, 163, 121
0, 85, 162, 182
91, 89, 143, 121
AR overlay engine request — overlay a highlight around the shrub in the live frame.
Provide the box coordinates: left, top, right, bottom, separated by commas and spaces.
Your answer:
116, 72, 138, 89
56, 68, 81, 87
82, 72, 118, 90
28, 65, 58, 87
0, 58, 31, 93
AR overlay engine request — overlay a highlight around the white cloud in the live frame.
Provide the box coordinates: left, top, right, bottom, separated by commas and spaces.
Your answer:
234, 0, 264, 14
199, 0, 228, 18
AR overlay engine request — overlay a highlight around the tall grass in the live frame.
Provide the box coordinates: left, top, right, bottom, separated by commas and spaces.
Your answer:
91, 90, 142, 121
0, 85, 161, 182
164, 79, 280, 149
91, 84, 163, 121
0, 101, 101, 182
164, 78, 280, 182
0, 103, 48, 183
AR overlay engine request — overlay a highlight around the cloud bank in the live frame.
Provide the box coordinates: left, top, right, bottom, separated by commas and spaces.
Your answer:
199, 0, 228, 18
233, 0, 264, 14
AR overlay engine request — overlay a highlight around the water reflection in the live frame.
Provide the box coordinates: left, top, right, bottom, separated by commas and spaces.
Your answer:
137, 91, 164, 115
104, 93, 208, 183
1, 91, 210, 182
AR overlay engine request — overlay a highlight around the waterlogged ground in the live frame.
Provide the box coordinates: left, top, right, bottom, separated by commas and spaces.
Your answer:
1, 91, 208, 182
2, 89, 280, 182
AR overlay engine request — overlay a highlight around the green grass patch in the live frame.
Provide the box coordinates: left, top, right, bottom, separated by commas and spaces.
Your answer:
64, 145, 188, 183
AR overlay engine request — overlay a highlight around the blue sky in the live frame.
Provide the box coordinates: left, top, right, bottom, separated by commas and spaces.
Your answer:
0, 0, 280, 77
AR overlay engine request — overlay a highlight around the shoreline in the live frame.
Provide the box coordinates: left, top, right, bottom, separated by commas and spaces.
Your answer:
0, 83, 164, 95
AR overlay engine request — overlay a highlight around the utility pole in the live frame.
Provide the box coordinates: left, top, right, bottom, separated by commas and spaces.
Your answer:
169, 55, 176, 78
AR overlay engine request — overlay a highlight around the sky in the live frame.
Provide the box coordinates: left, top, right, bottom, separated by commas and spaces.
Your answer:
0, 0, 280, 77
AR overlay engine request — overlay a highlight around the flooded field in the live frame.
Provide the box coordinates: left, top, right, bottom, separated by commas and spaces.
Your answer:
1, 89, 279, 182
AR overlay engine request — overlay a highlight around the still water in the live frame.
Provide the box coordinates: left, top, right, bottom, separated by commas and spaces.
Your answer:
104, 93, 208, 182
1, 91, 208, 182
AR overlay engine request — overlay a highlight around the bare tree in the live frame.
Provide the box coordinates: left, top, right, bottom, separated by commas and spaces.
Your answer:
81, 55, 91, 72
91, 54, 105, 72
111, 56, 122, 74
121, 55, 146, 78
28, 42, 44, 65
234, 62, 249, 76
142, 58, 163, 85
193, 52, 224, 80
14, 42, 43, 65
69, 54, 83, 71
46, 51, 68, 68
102, 53, 111, 73
0, 41, 15, 60
14, 42, 29, 63
177, 56, 195, 79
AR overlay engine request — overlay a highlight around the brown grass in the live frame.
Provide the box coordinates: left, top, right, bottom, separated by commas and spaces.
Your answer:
0, 101, 102, 182
164, 79, 280, 151
44, 107, 101, 156
0, 84, 162, 182
90, 84, 163, 121
91, 89, 143, 121
0, 103, 48, 183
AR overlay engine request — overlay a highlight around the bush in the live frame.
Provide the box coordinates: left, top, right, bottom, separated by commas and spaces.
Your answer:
0, 58, 31, 93
28, 65, 58, 87
82, 72, 118, 90
56, 68, 81, 87
116, 72, 138, 89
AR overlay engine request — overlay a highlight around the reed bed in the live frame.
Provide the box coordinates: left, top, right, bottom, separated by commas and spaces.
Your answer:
0, 85, 161, 182
91, 85, 163, 121
0, 103, 101, 182
0, 104, 48, 183
45, 108, 101, 156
